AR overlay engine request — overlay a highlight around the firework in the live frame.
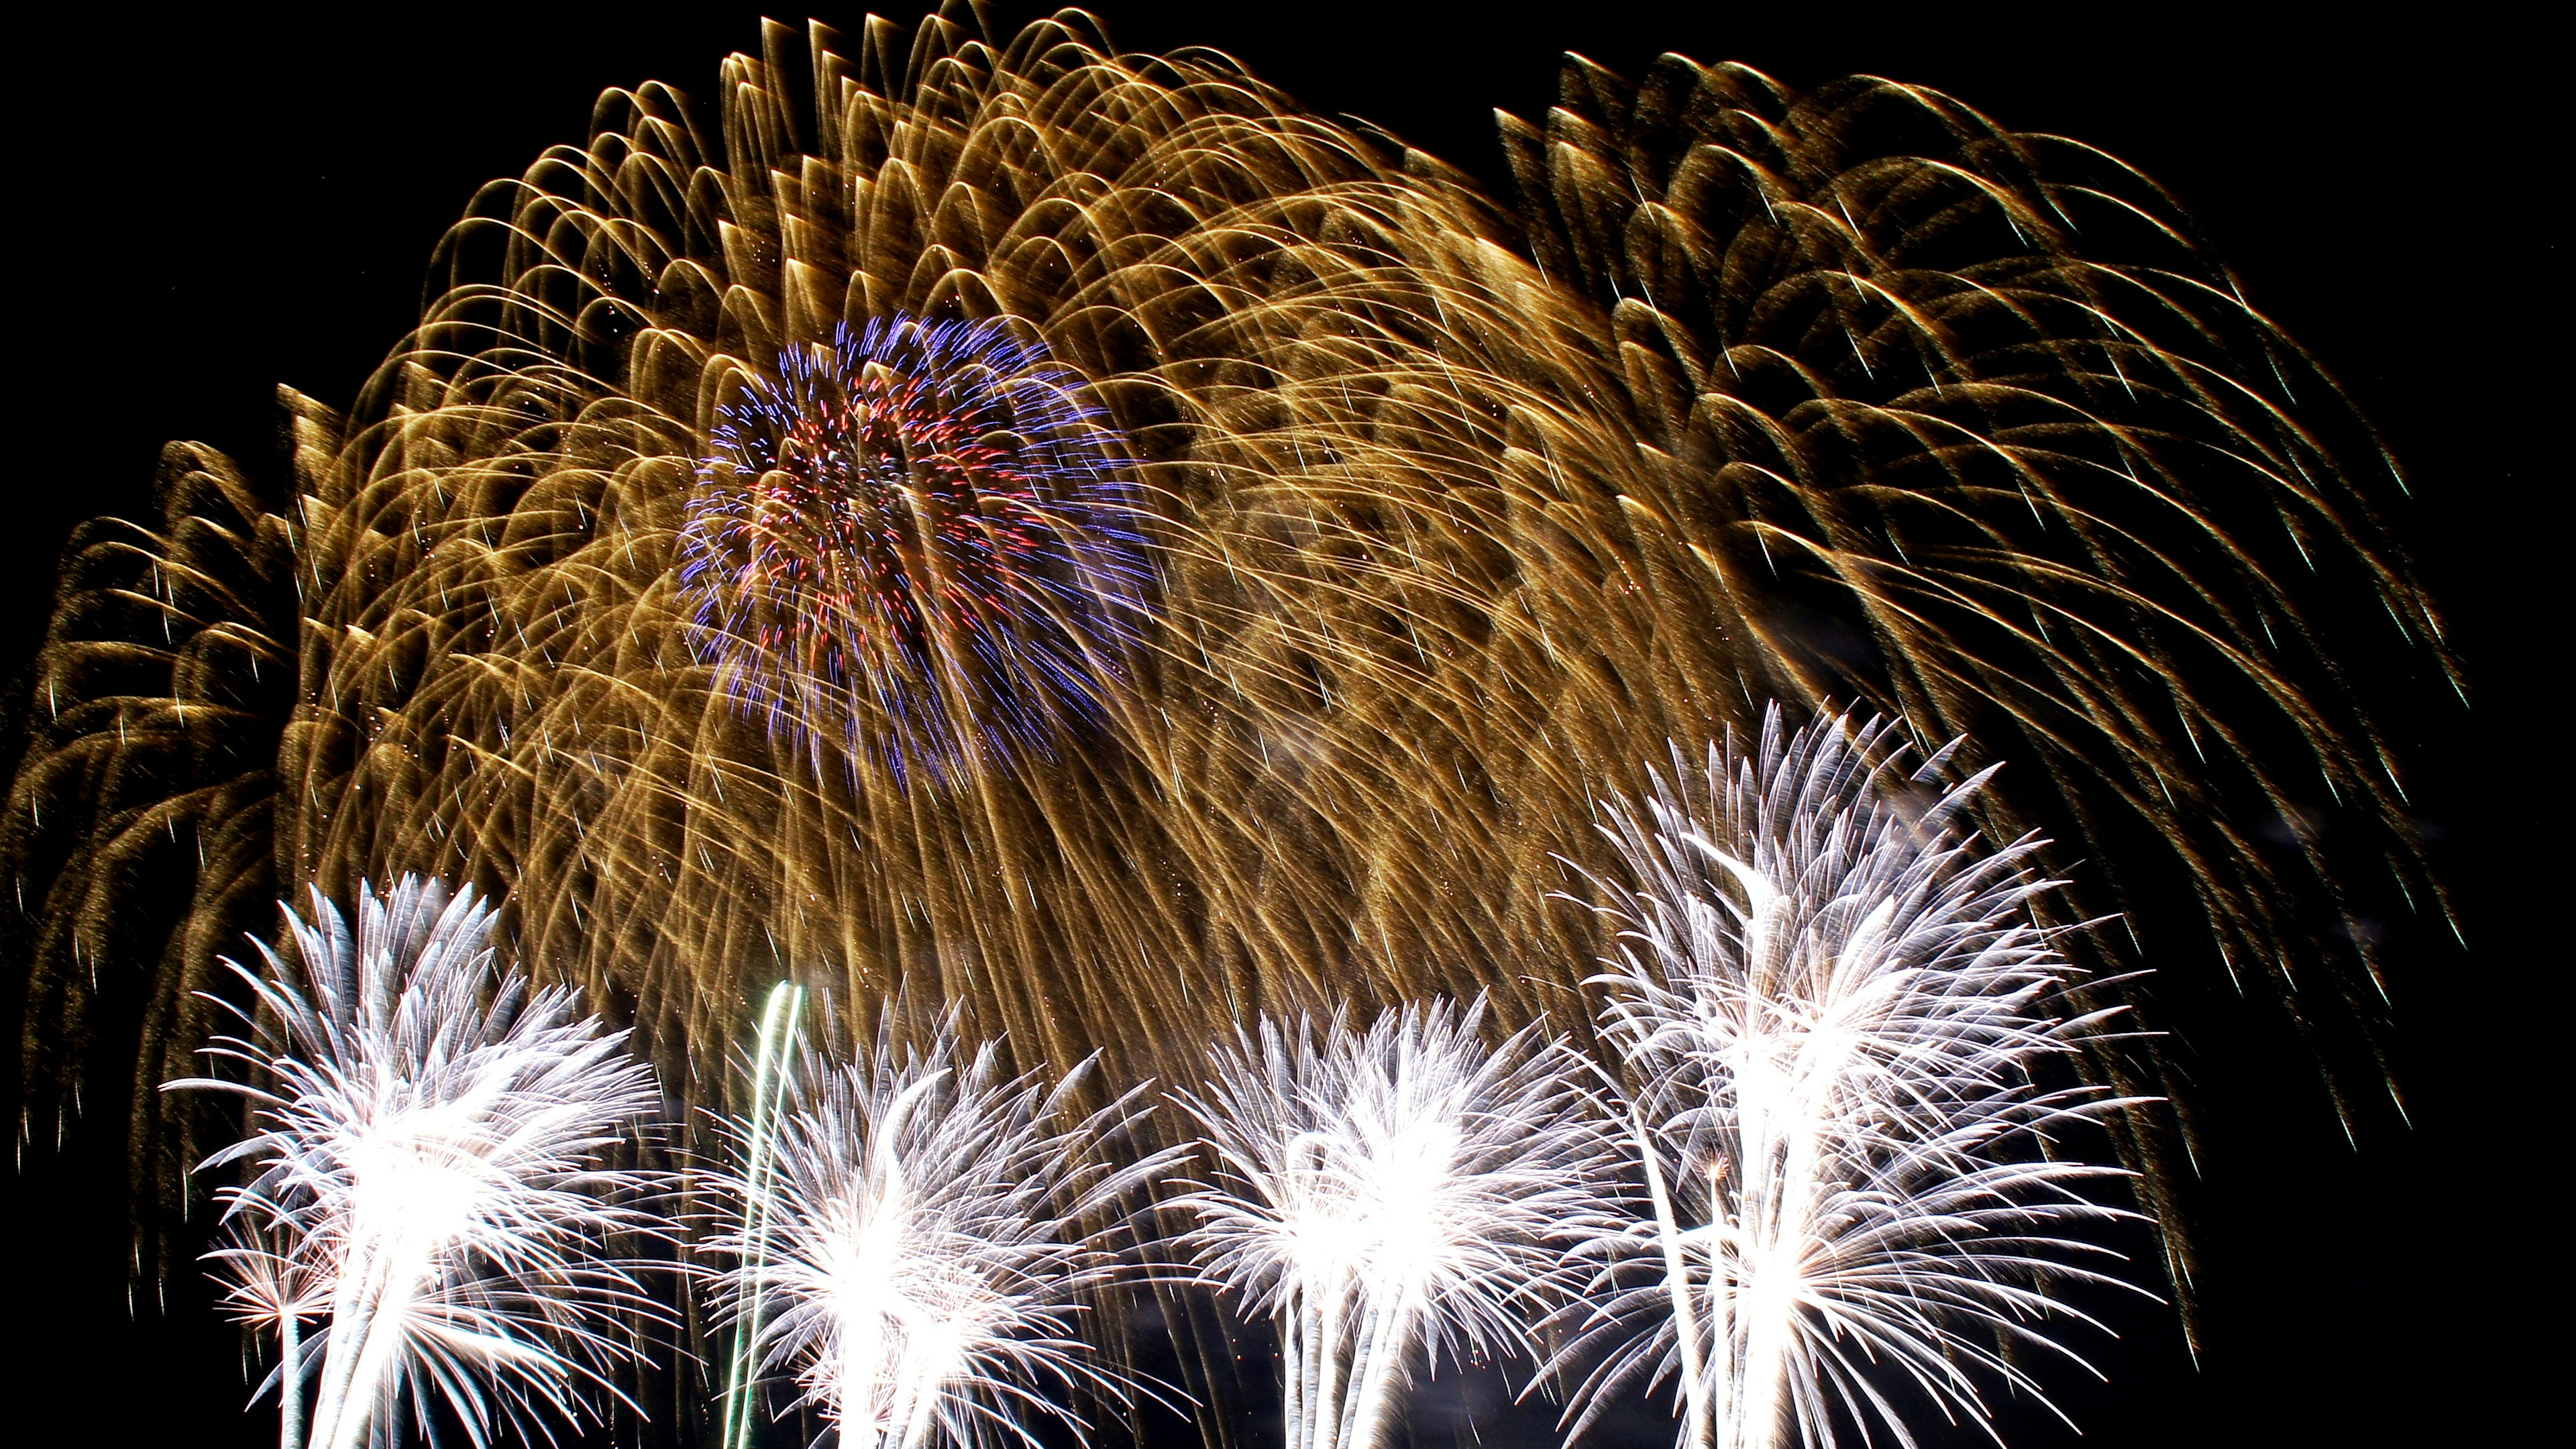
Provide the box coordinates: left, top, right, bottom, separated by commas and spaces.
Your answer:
1174, 1000, 1607, 1449
171, 876, 672, 1449
203, 1216, 333, 1449
718, 980, 807, 1449
8, 2, 2443, 1375
680, 315, 1149, 780
1554, 710, 2147, 1449
703, 1022, 1179, 1449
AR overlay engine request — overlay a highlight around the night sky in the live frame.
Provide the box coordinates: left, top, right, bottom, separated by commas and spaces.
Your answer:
3, 4, 2540, 1444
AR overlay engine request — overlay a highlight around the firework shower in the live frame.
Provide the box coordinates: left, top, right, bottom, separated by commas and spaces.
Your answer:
3, 7, 2483, 1447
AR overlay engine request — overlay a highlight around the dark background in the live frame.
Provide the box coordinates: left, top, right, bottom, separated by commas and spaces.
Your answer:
3, 3, 2545, 1444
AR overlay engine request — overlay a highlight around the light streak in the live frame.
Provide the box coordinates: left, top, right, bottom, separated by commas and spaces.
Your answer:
5, 18, 2444, 1215
721, 980, 806, 1449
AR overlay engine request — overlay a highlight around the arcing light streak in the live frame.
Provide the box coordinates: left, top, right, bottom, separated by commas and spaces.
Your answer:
1175, 1000, 1607, 1449
172, 876, 670, 1449
706, 1026, 1179, 1449
720, 980, 806, 1449
1556, 710, 2148, 1449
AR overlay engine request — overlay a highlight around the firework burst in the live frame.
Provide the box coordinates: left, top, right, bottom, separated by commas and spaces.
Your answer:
172, 876, 672, 1449
5, 4, 2445, 1403
704, 1024, 1179, 1449
203, 1216, 334, 1448
1175, 1000, 1607, 1449
1554, 710, 2149, 1449
680, 315, 1150, 780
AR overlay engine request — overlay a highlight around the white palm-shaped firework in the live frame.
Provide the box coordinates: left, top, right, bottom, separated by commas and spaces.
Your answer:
174, 876, 671, 1449
706, 1028, 1176, 1449
1175, 999, 1608, 1449
1558, 709, 2150, 1449
203, 1215, 335, 1448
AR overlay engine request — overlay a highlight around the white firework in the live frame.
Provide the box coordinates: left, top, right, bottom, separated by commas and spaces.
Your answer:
203, 1214, 334, 1449
1557, 709, 2151, 1449
704, 1026, 1177, 1449
172, 876, 672, 1449
1173, 998, 1609, 1449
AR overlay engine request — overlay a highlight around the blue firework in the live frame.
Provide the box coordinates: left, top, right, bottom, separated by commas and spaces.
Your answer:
679, 316, 1151, 782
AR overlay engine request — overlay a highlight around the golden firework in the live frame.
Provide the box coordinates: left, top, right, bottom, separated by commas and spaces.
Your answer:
7, 7, 2447, 1333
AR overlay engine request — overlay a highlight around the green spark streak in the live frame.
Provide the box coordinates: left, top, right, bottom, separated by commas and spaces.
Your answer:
722, 980, 804, 1449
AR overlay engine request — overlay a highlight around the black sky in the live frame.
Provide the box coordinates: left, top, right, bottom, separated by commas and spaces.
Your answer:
3, 3, 2545, 1444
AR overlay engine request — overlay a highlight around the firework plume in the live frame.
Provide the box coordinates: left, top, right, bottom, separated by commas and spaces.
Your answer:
172, 875, 671, 1449
1556, 710, 2147, 1449
1175, 1000, 1606, 1449
704, 1023, 1177, 1449
7, 1, 2443, 1373
203, 1216, 334, 1448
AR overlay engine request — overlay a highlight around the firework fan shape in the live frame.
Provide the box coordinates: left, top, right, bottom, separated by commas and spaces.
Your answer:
680, 315, 1150, 780
5, 2, 2445, 1355
170, 875, 672, 1449
1173, 1000, 1608, 1449
1557, 710, 2147, 1449
705, 1028, 1177, 1449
